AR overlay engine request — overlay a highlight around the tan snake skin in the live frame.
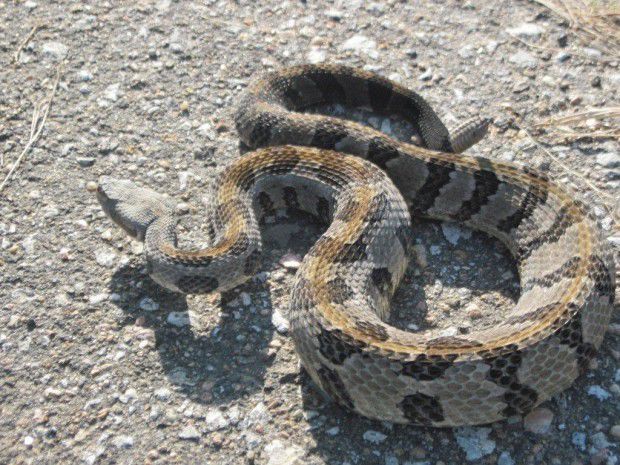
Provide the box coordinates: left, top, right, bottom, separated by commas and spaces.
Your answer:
97, 64, 615, 426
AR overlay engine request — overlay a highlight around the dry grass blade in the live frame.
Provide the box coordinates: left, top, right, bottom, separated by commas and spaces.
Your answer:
534, 0, 620, 58
521, 125, 618, 228
0, 65, 62, 194
535, 106, 620, 141
13, 24, 44, 63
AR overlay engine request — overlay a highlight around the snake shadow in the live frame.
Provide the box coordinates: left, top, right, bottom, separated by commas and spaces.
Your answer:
108, 261, 276, 405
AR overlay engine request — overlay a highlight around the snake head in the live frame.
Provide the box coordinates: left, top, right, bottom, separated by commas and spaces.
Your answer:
96, 177, 175, 241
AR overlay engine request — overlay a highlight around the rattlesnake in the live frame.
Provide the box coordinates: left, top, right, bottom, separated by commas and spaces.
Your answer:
96, 64, 615, 426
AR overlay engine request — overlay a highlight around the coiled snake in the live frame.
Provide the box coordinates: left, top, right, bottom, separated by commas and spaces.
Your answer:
97, 64, 615, 426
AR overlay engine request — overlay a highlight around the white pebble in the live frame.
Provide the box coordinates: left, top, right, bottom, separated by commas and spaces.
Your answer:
508, 50, 538, 69
280, 253, 301, 269
88, 293, 109, 305
95, 249, 116, 268
175, 202, 190, 214
587, 385, 611, 401
103, 83, 121, 102
119, 388, 137, 404
498, 451, 515, 465
154, 387, 172, 401
441, 223, 464, 245
242, 402, 272, 427
271, 310, 290, 334
77, 69, 93, 82
455, 427, 496, 461
362, 430, 387, 444
139, 297, 159, 312
178, 425, 200, 440
112, 435, 134, 449
196, 123, 215, 140
307, 49, 327, 64
167, 312, 191, 327
341, 35, 378, 59
240, 292, 252, 306
506, 23, 544, 40
263, 439, 305, 465
41, 41, 68, 60
204, 408, 230, 431
572, 431, 586, 451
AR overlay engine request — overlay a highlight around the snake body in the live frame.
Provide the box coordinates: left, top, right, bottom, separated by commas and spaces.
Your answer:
97, 65, 615, 426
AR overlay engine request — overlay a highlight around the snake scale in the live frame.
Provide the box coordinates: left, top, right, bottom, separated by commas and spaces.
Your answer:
97, 64, 615, 426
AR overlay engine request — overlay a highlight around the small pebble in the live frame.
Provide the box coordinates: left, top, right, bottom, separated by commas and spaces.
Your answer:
362, 430, 387, 444
178, 425, 200, 440
498, 451, 515, 465
508, 50, 537, 68
324, 9, 343, 20
583, 47, 602, 59
466, 303, 483, 319
95, 250, 116, 268
556, 51, 571, 63
412, 244, 427, 268
385, 457, 398, 465
595, 152, 619, 168
325, 426, 340, 436
204, 408, 230, 431
587, 385, 611, 401
113, 435, 134, 449
76, 157, 96, 167
455, 427, 496, 461
506, 23, 544, 40
572, 432, 587, 451
88, 293, 108, 305
139, 298, 159, 312
280, 253, 301, 269
271, 310, 289, 334
419, 68, 433, 81
154, 388, 171, 401
77, 69, 93, 82
240, 292, 252, 306
263, 439, 304, 465
523, 408, 554, 434
341, 35, 378, 59
175, 202, 190, 214
41, 41, 68, 60
307, 49, 327, 64
167, 312, 191, 327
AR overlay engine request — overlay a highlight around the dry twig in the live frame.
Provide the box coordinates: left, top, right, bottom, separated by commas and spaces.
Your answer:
507, 117, 618, 228
0, 65, 62, 194
534, 0, 620, 58
535, 107, 620, 141
13, 24, 44, 63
